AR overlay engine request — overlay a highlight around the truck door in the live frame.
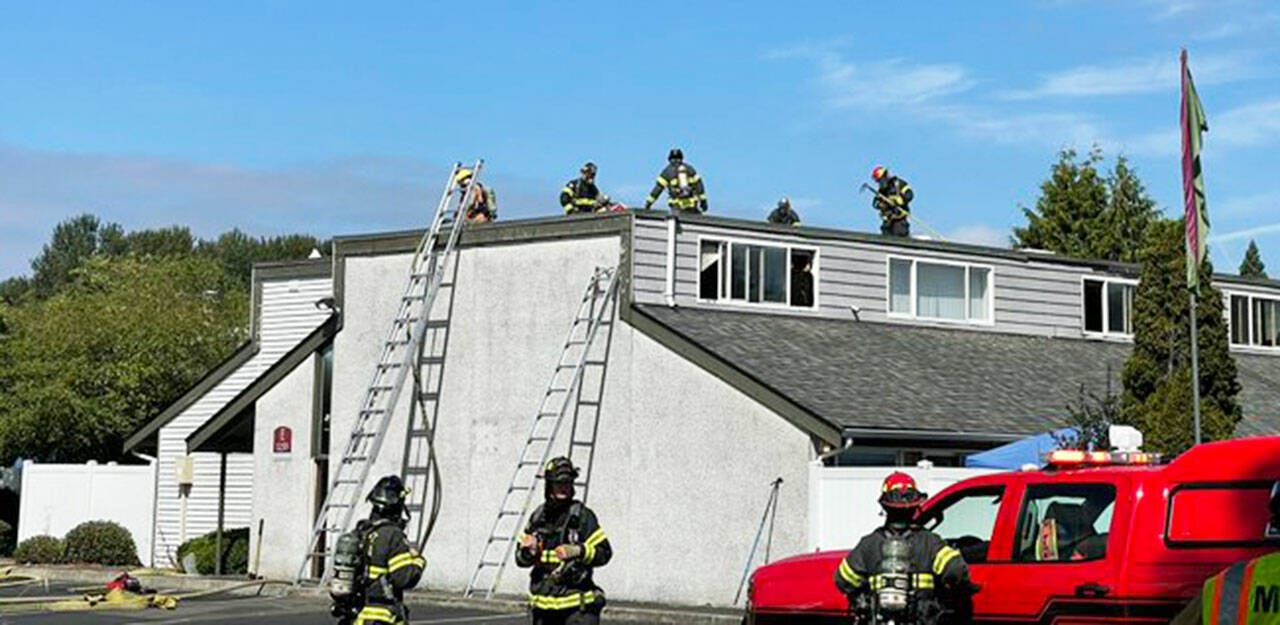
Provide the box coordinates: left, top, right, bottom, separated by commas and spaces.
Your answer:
920, 485, 1013, 617
979, 479, 1129, 623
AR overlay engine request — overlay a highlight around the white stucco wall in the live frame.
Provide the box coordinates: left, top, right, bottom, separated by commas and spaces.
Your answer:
274, 231, 816, 606
249, 353, 319, 580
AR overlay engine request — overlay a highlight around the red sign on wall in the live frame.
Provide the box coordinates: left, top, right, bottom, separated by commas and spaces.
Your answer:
273, 426, 292, 454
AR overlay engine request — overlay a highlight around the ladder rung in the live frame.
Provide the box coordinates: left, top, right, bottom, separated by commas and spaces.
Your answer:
424, 320, 450, 329
565, 340, 587, 346
377, 363, 403, 369
583, 360, 607, 366
480, 559, 504, 567
361, 408, 387, 414
341, 456, 369, 463
571, 440, 594, 447
408, 428, 434, 437
393, 316, 422, 325
371, 385, 393, 392
508, 484, 532, 491
418, 391, 440, 401
547, 387, 569, 393
404, 467, 431, 475
334, 478, 361, 485
421, 356, 445, 365
328, 503, 353, 508
498, 510, 524, 516
577, 400, 599, 407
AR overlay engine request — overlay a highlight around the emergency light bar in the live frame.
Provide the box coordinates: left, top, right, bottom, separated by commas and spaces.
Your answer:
1045, 449, 1165, 468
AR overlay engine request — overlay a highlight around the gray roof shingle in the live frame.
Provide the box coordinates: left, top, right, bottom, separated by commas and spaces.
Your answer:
635, 305, 1280, 439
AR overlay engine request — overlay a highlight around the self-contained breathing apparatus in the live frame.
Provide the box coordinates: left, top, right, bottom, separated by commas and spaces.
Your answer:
850, 531, 932, 625
329, 476, 414, 625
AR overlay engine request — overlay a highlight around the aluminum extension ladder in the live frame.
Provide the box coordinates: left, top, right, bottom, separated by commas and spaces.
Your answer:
464, 266, 620, 598
295, 159, 483, 586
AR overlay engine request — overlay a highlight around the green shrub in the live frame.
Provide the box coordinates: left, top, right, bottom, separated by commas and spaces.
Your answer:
176, 527, 249, 575
0, 519, 13, 556
13, 535, 63, 564
63, 520, 139, 566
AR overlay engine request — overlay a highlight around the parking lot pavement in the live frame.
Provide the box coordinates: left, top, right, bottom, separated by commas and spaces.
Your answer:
0, 593, 528, 625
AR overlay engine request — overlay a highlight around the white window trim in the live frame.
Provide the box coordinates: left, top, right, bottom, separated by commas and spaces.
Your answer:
1080, 276, 1138, 339
884, 255, 995, 326
694, 234, 820, 310
1225, 290, 1280, 351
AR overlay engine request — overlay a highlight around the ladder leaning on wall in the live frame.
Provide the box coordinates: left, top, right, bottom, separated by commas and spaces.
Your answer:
295, 160, 483, 586
464, 265, 620, 598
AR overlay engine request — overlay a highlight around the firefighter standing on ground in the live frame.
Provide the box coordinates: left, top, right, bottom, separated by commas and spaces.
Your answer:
767, 197, 801, 226
350, 475, 426, 625
871, 166, 913, 237
456, 168, 498, 223
1170, 481, 1280, 625
516, 457, 613, 624
835, 472, 971, 625
561, 162, 606, 215
644, 148, 707, 213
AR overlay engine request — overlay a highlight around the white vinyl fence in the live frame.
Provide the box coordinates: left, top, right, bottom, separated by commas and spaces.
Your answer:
808, 461, 996, 551
18, 460, 157, 565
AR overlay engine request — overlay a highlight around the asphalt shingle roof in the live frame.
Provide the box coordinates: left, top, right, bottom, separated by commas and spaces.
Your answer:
636, 305, 1280, 439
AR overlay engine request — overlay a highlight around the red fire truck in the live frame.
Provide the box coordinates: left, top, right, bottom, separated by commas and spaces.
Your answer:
746, 437, 1280, 624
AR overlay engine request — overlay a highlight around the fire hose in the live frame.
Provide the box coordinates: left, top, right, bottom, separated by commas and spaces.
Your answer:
0, 569, 290, 614
859, 183, 949, 241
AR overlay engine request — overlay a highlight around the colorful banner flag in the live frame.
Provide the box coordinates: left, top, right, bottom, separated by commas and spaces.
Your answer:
1181, 49, 1209, 290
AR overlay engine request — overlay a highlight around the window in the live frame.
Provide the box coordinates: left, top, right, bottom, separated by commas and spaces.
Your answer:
1229, 293, 1280, 348
1168, 483, 1280, 545
698, 238, 816, 308
1014, 484, 1116, 563
923, 487, 1005, 564
1082, 278, 1134, 336
887, 257, 992, 323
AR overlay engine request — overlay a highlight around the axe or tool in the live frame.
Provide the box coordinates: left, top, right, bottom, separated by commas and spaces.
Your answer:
858, 183, 948, 241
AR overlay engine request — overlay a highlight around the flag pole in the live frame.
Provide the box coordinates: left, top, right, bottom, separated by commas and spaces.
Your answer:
1190, 289, 1202, 446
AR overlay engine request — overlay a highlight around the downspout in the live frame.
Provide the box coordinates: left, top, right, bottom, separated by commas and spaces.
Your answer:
665, 215, 677, 307
132, 451, 159, 568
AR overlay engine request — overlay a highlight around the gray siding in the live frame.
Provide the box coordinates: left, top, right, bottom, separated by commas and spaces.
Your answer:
632, 214, 1130, 339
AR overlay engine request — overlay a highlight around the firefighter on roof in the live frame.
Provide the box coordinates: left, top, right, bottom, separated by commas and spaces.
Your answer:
561, 162, 605, 215
456, 168, 497, 223
767, 197, 801, 226
516, 457, 612, 624
352, 475, 425, 625
644, 148, 707, 214
871, 166, 913, 237
835, 472, 972, 625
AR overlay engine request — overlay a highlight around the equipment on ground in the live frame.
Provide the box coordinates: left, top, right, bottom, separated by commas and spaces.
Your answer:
465, 266, 620, 599
296, 160, 482, 586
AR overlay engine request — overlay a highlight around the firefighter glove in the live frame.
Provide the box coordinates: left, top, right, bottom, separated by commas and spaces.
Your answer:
555, 544, 583, 560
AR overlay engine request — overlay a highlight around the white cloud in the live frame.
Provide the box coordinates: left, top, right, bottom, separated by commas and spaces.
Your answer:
1209, 222, 1280, 244
769, 45, 973, 109
1122, 97, 1280, 157
0, 143, 550, 279
1003, 51, 1257, 100
948, 224, 1009, 248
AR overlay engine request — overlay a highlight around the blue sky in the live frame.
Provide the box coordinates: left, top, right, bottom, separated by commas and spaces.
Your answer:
2, 0, 1279, 280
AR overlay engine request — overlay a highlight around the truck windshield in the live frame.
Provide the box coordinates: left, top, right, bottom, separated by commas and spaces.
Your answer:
1015, 483, 1116, 563
924, 486, 1004, 564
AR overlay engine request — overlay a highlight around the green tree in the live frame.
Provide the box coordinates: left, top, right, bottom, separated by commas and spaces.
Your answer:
1097, 156, 1160, 264
1013, 149, 1159, 263
123, 226, 196, 257
0, 277, 30, 306
1239, 239, 1267, 279
197, 230, 324, 287
1056, 371, 1120, 451
29, 214, 125, 298
1119, 220, 1241, 455
0, 255, 248, 463
1012, 147, 1108, 257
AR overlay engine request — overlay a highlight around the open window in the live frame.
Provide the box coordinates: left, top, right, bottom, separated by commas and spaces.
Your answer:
1014, 483, 1116, 563
1082, 278, 1135, 336
922, 486, 1006, 564
698, 238, 817, 308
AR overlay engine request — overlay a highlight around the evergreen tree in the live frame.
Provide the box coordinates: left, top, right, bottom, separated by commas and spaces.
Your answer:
1239, 239, 1267, 279
29, 214, 125, 297
1013, 147, 1108, 257
1120, 220, 1241, 455
1013, 149, 1159, 264
1098, 156, 1160, 264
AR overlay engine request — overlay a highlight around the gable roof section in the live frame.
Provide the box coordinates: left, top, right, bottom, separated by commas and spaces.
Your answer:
186, 315, 338, 454
632, 304, 1280, 441
124, 340, 257, 454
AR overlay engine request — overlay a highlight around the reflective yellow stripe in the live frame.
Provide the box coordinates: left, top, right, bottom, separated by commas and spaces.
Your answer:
656, 176, 669, 187
574, 198, 597, 205
367, 565, 388, 579
529, 591, 597, 610
561, 187, 573, 195
914, 573, 934, 588
837, 559, 864, 586
688, 174, 701, 184
933, 547, 961, 575
541, 550, 561, 564
354, 605, 397, 624
388, 551, 425, 573
583, 528, 606, 561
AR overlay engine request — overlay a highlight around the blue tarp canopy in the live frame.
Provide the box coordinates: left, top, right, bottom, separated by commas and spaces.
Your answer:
964, 429, 1074, 470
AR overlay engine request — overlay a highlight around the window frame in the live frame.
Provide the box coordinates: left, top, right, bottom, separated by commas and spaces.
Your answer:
920, 485, 1008, 564
1225, 290, 1280, 351
695, 234, 820, 310
884, 255, 996, 326
1079, 276, 1137, 338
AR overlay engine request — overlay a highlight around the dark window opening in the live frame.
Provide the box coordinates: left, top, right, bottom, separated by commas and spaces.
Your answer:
790, 250, 814, 307
1232, 295, 1250, 345
1083, 280, 1104, 333
699, 241, 721, 300
1014, 483, 1116, 563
